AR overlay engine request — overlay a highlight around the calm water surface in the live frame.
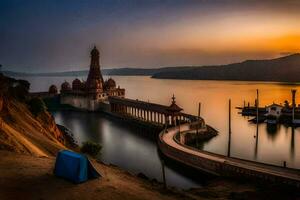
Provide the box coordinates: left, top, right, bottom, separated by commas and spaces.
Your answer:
21, 75, 300, 188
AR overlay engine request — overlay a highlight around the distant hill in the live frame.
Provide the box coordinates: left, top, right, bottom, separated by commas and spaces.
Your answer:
4, 53, 300, 82
2, 68, 157, 77
2, 67, 190, 77
102, 67, 191, 76
152, 53, 300, 82
2, 70, 89, 77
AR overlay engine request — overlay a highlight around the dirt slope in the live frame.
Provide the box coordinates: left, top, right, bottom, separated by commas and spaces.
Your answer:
0, 95, 65, 157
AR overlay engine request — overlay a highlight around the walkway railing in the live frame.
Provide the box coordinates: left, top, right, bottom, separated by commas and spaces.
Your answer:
108, 96, 202, 127
158, 124, 300, 187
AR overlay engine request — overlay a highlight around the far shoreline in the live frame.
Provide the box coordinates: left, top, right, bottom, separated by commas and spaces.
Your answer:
5, 72, 300, 85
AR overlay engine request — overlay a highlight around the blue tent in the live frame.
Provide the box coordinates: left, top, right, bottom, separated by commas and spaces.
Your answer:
54, 150, 101, 183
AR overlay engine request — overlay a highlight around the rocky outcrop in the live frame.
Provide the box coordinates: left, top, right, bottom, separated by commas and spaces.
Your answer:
36, 111, 65, 144
0, 75, 66, 157
0, 98, 66, 156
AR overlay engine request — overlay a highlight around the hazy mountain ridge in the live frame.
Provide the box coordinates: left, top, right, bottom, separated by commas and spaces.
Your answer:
3, 53, 300, 82
2, 67, 191, 77
2, 68, 156, 77
2, 70, 89, 77
152, 53, 300, 82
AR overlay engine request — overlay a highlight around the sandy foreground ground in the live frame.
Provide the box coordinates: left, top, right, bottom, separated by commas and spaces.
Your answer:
2, 151, 300, 200
0, 151, 188, 200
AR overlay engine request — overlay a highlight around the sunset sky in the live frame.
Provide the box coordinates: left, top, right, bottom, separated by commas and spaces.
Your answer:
1, 0, 300, 72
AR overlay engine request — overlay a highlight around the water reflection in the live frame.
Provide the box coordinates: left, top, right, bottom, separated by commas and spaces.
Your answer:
254, 123, 259, 159
53, 111, 202, 189
266, 124, 279, 139
291, 127, 295, 160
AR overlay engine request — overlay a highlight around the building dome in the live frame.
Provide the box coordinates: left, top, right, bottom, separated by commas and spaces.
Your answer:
48, 85, 58, 94
107, 78, 116, 88
72, 78, 82, 90
104, 78, 116, 90
61, 81, 71, 91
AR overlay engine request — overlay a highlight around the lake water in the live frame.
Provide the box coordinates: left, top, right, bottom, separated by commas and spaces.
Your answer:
20, 75, 300, 188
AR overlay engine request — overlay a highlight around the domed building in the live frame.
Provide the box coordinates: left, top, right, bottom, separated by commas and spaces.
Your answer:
59, 46, 125, 111
61, 81, 71, 92
104, 78, 116, 91
48, 85, 58, 95
72, 78, 82, 91
107, 78, 116, 88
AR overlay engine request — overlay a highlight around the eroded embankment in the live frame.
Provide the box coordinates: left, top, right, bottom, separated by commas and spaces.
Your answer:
0, 97, 66, 157
0, 75, 66, 157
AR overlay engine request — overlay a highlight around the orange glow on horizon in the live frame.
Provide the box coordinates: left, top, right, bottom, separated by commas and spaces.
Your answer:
124, 10, 300, 59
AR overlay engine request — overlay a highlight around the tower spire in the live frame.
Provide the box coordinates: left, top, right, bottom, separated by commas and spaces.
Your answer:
86, 45, 104, 94
172, 94, 176, 104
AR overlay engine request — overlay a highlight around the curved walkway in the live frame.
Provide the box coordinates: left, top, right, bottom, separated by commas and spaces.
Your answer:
158, 124, 300, 187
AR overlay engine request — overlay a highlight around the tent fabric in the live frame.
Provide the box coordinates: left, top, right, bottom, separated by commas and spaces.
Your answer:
54, 150, 101, 183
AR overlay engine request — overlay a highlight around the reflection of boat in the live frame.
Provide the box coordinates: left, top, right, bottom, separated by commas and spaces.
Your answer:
266, 115, 278, 125
292, 119, 300, 126
266, 122, 278, 135
248, 116, 266, 123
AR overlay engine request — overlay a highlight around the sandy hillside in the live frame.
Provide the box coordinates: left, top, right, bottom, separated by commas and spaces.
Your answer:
0, 95, 65, 157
